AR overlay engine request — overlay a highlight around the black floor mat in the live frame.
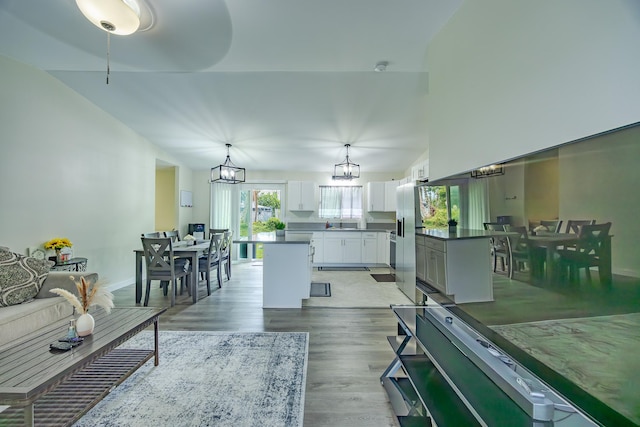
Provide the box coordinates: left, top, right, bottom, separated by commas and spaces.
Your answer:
371, 273, 396, 282
317, 266, 370, 271
310, 282, 331, 297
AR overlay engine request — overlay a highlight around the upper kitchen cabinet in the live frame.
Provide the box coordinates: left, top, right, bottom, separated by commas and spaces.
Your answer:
367, 182, 386, 212
287, 181, 317, 211
384, 180, 399, 212
411, 160, 429, 182
367, 180, 399, 212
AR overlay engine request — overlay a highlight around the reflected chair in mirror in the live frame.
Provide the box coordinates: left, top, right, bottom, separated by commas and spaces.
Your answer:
141, 237, 192, 307
484, 223, 508, 274
565, 219, 596, 234
557, 222, 612, 285
540, 220, 563, 234
198, 233, 223, 295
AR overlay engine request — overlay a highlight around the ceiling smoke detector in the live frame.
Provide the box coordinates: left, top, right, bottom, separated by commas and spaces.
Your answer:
374, 61, 388, 72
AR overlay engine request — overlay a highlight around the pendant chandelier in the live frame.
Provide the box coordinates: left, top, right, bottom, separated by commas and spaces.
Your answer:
470, 164, 504, 179
332, 144, 360, 180
211, 144, 246, 184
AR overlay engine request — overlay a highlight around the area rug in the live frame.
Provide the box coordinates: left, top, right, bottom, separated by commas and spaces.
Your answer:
491, 313, 640, 425
74, 331, 308, 427
370, 273, 395, 282
310, 282, 331, 297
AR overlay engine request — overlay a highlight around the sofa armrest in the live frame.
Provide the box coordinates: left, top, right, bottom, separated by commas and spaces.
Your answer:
36, 272, 99, 299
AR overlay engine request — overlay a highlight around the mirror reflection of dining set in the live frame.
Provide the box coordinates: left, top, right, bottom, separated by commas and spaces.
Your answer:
137, 229, 233, 307
485, 219, 613, 286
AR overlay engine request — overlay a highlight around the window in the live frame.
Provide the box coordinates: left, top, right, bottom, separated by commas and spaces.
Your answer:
319, 186, 363, 219
417, 184, 461, 228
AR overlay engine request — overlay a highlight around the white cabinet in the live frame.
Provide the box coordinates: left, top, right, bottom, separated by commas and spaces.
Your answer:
384, 181, 399, 212
263, 242, 311, 308
310, 232, 323, 265
411, 160, 429, 181
377, 231, 390, 265
322, 232, 362, 264
425, 239, 446, 292
420, 234, 493, 303
416, 235, 426, 281
367, 182, 386, 212
367, 181, 399, 212
361, 232, 378, 264
287, 181, 316, 211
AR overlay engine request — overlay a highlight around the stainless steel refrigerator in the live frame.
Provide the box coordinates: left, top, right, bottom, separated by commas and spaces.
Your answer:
395, 182, 419, 302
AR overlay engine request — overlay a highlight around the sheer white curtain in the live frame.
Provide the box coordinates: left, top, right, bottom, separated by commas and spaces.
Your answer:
466, 179, 490, 229
319, 186, 362, 219
210, 183, 234, 230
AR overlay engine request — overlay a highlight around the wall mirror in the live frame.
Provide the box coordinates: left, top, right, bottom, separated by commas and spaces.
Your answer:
426, 122, 640, 426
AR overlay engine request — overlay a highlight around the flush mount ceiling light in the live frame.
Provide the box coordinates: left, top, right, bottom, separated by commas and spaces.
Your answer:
332, 144, 360, 180
374, 61, 388, 72
211, 144, 246, 184
76, 0, 141, 35
470, 164, 505, 179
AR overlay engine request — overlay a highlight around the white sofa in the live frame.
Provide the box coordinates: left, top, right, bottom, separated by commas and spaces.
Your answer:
0, 249, 99, 348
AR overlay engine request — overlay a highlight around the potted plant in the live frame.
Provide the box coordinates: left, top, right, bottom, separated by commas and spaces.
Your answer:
447, 219, 458, 233
269, 218, 286, 236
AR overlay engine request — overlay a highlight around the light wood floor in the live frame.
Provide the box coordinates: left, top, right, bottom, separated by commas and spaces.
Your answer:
112, 262, 400, 427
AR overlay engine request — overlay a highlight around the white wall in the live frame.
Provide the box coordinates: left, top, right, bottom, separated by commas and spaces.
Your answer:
426, 0, 640, 180
0, 55, 194, 289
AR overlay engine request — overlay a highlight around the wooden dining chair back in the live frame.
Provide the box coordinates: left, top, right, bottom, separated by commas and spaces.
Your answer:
565, 219, 595, 234
198, 233, 223, 295
142, 232, 163, 238
141, 237, 191, 307
484, 223, 508, 274
558, 222, 612, 284
540, 220, 563, 233
164, 230, 181, 242
504, 225, 541, 278
220, 230, 233, 280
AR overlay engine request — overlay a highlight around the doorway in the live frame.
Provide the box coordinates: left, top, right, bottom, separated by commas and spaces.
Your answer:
238, 184, 284, 260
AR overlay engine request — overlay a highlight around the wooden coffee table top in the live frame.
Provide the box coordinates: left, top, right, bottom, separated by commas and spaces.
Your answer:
0, 307, 165, 406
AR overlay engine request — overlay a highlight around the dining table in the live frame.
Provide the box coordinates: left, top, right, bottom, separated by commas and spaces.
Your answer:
134, 240, 210, 305
527, 232, 613, 284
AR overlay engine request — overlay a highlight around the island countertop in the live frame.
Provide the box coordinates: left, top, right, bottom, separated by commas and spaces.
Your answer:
416, 228, 495, 241
234, 232, 311, 244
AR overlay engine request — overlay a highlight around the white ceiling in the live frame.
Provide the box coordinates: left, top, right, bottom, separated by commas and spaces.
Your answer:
0, 0, 462, 173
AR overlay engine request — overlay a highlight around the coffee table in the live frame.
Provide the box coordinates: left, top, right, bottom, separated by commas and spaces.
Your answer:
0, 307, 166, 426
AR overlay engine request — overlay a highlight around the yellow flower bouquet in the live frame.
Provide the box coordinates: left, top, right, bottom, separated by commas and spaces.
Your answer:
44, 237, 73, 250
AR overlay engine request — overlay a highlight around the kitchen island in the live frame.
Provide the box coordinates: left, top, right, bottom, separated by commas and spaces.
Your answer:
236, 233, 313, 308
415, 228, 496, 304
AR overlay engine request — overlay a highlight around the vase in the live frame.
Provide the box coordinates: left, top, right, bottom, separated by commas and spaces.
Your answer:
76, 313, 95, 337
448, 226, 457, 233
55, 249, 62, 263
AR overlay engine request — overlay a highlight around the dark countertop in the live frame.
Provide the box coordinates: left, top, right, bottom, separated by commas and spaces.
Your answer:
286, 228, 392, 232
234, 232, 311, 244
416, 228, 495, 240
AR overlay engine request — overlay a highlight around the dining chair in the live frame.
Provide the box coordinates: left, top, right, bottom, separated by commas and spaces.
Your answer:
484, 223, 508, 274
220, 230, 233, 280
198, 233, 223, 295
564, 219, 596, 234
142, 232, 163, 238
503, 225, 529, 279
557, 222, 612, 285
164, 230, 181, 242
540, 220, 563, 234
141, 237, 191, 307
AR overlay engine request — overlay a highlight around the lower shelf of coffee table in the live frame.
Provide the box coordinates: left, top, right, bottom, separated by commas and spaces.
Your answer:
0, 348, 153, 426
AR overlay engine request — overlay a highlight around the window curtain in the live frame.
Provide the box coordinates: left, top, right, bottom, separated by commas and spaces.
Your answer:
319, 186, 362, 219
466, 179, 489, 229
210, 183, 233, 230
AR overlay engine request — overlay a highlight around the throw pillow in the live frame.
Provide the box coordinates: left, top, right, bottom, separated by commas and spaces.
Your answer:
0, 249, 54, 307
